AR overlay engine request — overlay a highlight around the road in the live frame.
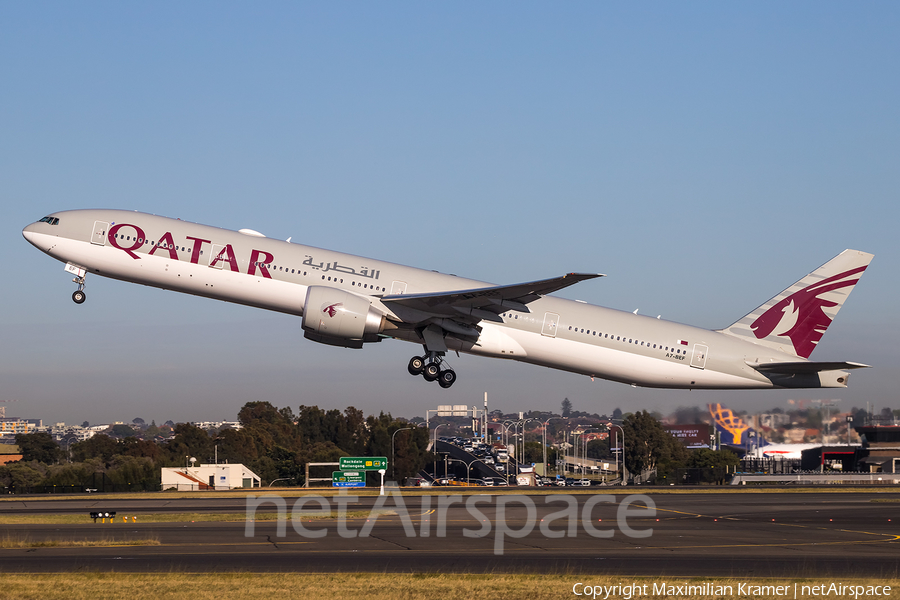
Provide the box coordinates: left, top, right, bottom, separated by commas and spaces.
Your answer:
1, 490, 898, 575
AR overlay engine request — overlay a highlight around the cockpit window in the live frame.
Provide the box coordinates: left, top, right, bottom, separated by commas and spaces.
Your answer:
38, 216, 60, 225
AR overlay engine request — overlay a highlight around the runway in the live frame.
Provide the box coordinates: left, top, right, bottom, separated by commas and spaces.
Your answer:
1, 490, 898, 576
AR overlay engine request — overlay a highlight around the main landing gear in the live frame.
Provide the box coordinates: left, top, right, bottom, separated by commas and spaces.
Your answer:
408, 352, 457, 388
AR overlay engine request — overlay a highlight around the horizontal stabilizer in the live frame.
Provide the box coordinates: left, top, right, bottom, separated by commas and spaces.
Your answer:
746, 360, 871, 374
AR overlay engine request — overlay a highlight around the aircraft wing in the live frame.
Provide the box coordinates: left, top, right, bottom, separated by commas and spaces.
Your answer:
747, 361, 871, 374
381, 272, 603, 323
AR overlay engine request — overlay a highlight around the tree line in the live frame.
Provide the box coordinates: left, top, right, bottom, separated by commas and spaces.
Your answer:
1, 402, 431, 491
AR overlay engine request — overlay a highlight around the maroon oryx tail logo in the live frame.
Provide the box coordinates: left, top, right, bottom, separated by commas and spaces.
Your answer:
322, 302, 343, 318
750, 266, 867, 358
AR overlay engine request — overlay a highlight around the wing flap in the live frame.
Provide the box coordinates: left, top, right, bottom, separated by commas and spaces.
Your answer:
381, 272, 602, 317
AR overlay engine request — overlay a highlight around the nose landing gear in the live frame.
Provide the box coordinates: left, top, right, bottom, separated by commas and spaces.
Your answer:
407, 351, 457, 388
71, 273, 86, 304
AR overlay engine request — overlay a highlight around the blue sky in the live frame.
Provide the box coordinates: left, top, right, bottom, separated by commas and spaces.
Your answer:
2, 3, 897, 426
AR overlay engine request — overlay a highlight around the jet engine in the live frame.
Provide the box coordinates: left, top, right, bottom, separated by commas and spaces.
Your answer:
301, 286, 387, 349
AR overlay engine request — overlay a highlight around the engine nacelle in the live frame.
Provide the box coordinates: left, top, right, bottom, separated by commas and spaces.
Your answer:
301, 286, 386, 349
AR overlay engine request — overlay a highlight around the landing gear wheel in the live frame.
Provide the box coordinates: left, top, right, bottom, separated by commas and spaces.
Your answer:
408, 356, 426, 376
438, 369, 457, 389
72, 290, 86, 304
423, 363, 441, 382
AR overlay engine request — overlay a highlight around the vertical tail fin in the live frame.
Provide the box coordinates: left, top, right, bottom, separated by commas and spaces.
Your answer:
720, 249, 873, 358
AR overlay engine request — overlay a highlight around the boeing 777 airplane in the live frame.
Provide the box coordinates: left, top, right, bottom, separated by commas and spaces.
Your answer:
23, 210, 873, 390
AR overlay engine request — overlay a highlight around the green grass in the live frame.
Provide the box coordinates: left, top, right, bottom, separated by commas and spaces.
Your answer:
0, 573, 897, 600
0, 534, 160, 549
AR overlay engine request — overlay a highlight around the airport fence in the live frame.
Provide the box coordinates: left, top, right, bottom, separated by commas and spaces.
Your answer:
656, 467, 732, 485
2, 482, 163, 495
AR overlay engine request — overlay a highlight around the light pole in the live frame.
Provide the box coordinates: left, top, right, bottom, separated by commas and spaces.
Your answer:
501, 420, 517, 449
542, 417, 568, 479
432, 424, 446, 480
446, 458, 490, 485
391, 427, 413, 480
501, 421, 517, 454
517, 419, 527, 470
433, 423, 446, 449
520, 418, 541, 468
846, 415, 853, 445
446, 458, 466, 484
607, 422, 626, 485
579, 428, 599, 480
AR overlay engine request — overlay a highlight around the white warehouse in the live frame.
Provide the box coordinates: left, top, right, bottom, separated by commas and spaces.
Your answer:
161, 463, 261, 491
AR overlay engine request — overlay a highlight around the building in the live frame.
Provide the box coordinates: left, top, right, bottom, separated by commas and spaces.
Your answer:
42, 423, 98, 442
190, 421, 242, 431
855, 425, 900, 474
0, 444, 22, 465
161, 463, 261, 490
0, 418, 43, 436
800, 445, 861, 472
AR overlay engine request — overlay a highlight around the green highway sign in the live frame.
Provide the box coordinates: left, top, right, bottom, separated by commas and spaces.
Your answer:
332, 471, 365, 487
339, 456, 387, 471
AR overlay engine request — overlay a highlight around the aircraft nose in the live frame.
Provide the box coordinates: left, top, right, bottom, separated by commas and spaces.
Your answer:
22, 222, 39, 245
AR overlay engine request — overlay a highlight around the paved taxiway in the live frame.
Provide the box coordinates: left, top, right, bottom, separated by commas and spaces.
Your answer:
1, 491, 898, 576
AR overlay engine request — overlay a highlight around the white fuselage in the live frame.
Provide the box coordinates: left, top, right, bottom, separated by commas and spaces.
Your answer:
23, 209, 849, 390
750, 443, 823, 460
